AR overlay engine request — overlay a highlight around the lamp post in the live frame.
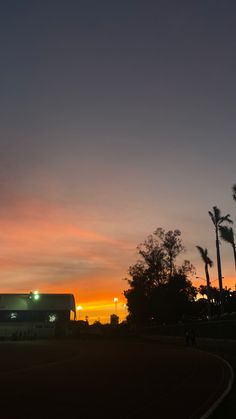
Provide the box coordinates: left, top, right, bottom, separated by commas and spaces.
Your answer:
114, 298, 118, 315
196, 276, 210, 284
196, 276, 222, 285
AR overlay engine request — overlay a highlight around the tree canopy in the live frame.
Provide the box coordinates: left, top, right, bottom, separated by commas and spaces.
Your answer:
124, 228, 196, 324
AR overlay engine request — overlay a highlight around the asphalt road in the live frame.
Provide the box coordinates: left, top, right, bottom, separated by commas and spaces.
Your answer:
0, 338, 230, 419
196, 338, 236, 419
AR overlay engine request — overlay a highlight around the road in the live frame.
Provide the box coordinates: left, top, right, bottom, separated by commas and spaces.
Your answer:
0, 338, 231, 419
196, 338, 236, 419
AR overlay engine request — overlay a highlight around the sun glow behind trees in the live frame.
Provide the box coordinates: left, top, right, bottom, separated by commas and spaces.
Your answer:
75, 300, 126, 323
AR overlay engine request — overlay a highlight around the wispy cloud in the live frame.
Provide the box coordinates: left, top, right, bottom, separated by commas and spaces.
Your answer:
0, 195, 136, 300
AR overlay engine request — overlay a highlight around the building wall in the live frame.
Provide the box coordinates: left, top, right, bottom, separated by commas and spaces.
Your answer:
0, 310, 70, 323
0, 322, 55, 338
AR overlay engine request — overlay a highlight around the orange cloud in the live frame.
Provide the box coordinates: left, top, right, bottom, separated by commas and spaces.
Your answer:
0, 197, 135, 322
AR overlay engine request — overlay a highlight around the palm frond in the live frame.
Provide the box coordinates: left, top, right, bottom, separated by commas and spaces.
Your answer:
208, 206, 221, 226
207, 254, 213, 268
219, 225, 235, 245
196, 246, 213, 267
196, 245, 205, 260
220, 225, 236, 270
209, 206, 233, 226
208, 211, 215, 226
219, 214, 233, 225
213, 206, 221, 222
232, 184, 236, 202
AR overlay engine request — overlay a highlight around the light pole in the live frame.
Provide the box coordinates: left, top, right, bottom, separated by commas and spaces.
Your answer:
196, 276, 223, 285
114, 298, 118, 315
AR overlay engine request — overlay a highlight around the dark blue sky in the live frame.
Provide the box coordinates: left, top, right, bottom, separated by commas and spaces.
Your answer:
0, 1, 236, 308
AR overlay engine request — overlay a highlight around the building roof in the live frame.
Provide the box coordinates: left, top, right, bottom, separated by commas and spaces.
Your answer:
0, 293, 76, 312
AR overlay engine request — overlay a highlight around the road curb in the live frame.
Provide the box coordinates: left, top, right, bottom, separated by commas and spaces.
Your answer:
140, 334, 235, 419
197, 353, 234, 419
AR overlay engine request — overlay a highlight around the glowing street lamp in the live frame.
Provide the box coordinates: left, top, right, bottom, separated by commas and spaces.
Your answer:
33, 290, 40, 300
76, 305, 83, 320
114, 297, 118, 314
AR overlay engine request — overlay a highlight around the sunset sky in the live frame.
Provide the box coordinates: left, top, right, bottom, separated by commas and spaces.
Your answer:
1, 1, 236, 322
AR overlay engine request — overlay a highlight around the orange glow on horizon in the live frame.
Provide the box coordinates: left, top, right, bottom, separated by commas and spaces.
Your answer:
0, 196, 236, 323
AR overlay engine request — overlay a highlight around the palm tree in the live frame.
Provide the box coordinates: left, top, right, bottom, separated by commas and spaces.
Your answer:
219, 225, 236, 269
208, 206, 233, 312
196, 246, 213, 317
232, 184, 236, 202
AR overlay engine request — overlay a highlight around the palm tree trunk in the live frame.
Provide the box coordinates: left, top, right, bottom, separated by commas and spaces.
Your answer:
216, 228, 224, 313
233, 244, 236, 270
205, 263, 211, 318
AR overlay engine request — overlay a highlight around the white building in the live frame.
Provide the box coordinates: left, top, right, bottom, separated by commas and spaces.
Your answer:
0, 293, 76, 338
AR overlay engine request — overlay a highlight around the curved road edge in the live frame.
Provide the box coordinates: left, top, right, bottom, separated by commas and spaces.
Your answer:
140, 335, 235, 419
198, 353, 234, 419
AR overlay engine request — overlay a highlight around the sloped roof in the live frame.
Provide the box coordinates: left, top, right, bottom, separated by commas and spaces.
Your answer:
0, 294, 76, 312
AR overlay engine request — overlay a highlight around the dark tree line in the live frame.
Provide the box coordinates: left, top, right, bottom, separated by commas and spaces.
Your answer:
198, 285, 236, 315
124, 228, 196, 324
196, 184, 236, 314
124, 184, 236, 324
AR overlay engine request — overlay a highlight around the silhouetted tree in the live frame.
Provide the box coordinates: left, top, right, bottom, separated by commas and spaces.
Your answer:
137, 232, 166, 286
219, 225, 236, 269
197, 285, 220, 317
124, 261, 152, 323
198, 285, 219, 303
196, 246, 213, 317
150, 273, 197, 323
124, 228, 196, 324
161, 229, 184, 277
208, 206, 233, 311
198, 284, 236, 315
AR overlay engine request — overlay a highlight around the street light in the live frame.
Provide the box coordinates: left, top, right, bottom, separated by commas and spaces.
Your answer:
196, 276, 209, 283
33, 290, 40, 300
76, 305, 83, 320
196, 276, 223, 285
114, 297, 118, 314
